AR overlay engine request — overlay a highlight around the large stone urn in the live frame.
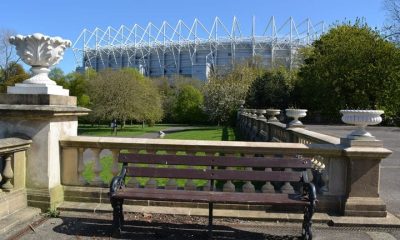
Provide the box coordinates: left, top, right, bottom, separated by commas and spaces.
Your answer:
286, 109, 307, 127
7, 33, 71, 96
340, 110, 384, 140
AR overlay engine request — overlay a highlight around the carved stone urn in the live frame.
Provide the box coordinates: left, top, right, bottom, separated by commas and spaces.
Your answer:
340, 110, 384, 140
285, 109, 307, 127
265, 109, 281, 122
7, 33, 71, 96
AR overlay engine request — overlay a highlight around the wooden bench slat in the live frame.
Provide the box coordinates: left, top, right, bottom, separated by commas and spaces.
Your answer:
113, 188, 309, 206
119, 153, 311, 168
126, 167, 303, 182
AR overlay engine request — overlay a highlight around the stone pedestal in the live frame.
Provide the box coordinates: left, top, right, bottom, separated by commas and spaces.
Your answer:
8, 83, 69, 96
341, 138, 392, 217
0, 94, 89, 210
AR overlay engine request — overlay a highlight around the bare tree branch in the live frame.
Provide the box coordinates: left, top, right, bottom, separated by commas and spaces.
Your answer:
383, 0, 400, 42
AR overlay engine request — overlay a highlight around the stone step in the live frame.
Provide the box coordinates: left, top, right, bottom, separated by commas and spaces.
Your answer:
0, 207, 41, 236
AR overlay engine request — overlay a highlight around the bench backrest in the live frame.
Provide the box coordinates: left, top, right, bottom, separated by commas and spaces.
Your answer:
119, 153, 311, 183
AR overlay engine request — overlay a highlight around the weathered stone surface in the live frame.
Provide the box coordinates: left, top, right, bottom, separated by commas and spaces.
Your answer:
0, 138, 31, 154
345, 197, 387, 217
8, 83, 69, 96
27, 185, 64, 211
0, 104, 90, 118
0, 94, 76, 106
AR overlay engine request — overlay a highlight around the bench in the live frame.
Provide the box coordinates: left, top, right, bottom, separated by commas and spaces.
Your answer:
109, 153, 317, 239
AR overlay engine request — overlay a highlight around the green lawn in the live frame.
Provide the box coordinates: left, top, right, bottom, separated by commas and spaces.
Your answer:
81, 125, 237, 186
164, 126, 236, 141
78, 124, 178, 137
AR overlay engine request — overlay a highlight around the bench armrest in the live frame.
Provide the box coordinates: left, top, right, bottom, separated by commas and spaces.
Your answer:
109, 167, 127, 197
303, 182, 317, 203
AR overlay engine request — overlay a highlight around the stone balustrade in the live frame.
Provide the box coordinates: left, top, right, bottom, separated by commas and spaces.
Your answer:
238, 109, 339, 144
0, 138, 31, 192
60, 135, 349, 212
0, 137, 31, 219
237, 108, 392, 217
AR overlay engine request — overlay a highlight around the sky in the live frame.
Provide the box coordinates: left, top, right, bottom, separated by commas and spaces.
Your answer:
0, 0, 388, 73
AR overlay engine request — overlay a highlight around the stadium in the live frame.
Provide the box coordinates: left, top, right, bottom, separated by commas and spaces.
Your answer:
72, 17, 325, 80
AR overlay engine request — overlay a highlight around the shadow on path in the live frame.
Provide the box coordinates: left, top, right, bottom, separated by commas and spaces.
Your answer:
52, 216, 299, 240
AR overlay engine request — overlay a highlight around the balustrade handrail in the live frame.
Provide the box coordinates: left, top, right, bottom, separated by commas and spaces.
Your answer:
60, 136, 343, 157
289, 128, 340, 145
0, 138, 32, 154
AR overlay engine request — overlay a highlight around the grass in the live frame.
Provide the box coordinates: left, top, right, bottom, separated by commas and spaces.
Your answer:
164, 126, 236, 141
81, 125, 238, 186
78, 124, 178, 137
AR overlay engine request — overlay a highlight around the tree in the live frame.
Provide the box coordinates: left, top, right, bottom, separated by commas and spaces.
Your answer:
0, 29, 18, 74
88, 68, 163, 126
0, 29, 26, 92
0, 62, 29, 92
153, 75, 205, 124
172, 84, 206, 123
384, 0, 400, 43
246, 67, 297, 109
297, 22, 400, 124
204, 60, 264, 125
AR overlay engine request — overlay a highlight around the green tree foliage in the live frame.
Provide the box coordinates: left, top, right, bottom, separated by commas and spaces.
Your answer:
204, 60, 264, 125
172, 84, 206, 123
153, 75, 205, 124
246, 67, 297, 109
88, 68, 163, 126
48, 67, 93, 107
0, 62, 29, 92
297, 22, 400, 124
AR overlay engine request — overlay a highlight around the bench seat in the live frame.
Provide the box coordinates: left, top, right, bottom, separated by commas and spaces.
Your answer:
113, 188, 311, 206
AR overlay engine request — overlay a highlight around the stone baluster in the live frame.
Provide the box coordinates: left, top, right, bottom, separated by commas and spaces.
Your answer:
280, 167, 295, 193
77, 148, 86, 184
91, 148, 103, 186
203, 152, 214, 191
257, 109, 267, 141
261, 167, 275, 193
242, 167, 256, 193
111, 149, 120, 177
223, 153, 236, 192
184, 151, 197, 191
2, 154, 14, 191
242, 154, 255, 193
145, 150, 158, 189
165, 151, 178, 190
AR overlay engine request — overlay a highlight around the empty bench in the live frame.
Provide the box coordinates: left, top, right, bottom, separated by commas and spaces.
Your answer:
109, 153, 317, 239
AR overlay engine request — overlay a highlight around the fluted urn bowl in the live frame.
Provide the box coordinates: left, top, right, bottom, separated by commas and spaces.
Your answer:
266, 109, 281, 122
340, 110, 384, 139
286, 109, 307, 127
9, 33, 71, 85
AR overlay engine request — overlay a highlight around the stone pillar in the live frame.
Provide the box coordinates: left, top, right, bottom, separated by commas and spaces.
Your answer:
341, 139, 392, 217
0, 95, 89, 210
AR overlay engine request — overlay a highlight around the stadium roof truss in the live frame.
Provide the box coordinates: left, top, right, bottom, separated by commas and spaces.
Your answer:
72, 16, 325, 74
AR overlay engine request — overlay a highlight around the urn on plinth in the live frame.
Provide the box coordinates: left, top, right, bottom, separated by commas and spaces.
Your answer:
340, 110, 384, 140
7, 33, 71, 96
265, 109, 281, 122
286, 109, 307, 128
